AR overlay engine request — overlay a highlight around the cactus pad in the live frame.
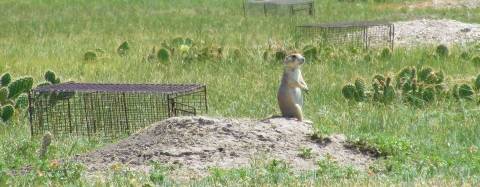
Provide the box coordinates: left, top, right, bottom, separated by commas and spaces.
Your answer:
458, 84, 474, 100
422, 87, 436, 102
472, 56, 480, 67
354, 78, 367, 102
15, 93, 29, 109
117, 41, 130, 56
436, 44, 449, 57
396, 67, 414, 87
380, 48, 392, 59
1, 105, 14, 122
383, 85, 395, 104
1, 73, 11, 87
373, 74, 385, 83
84, 51, 97, 61
7, 77, 33, 99
0, 87, 8, 103
475, 74, 480, 90
275, 50, 287, 61
44, 70, 60, 84
342, 84, 356, 100
157, 48, 170, 62
418, 67, 433, 82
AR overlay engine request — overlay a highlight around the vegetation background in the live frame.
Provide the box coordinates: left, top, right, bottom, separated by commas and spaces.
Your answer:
0, 0, 479, 186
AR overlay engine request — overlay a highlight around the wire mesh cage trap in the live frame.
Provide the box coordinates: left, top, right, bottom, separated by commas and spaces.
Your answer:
244, 0, 314, 16
28, 83, 208, 138
297, 21, 394, 49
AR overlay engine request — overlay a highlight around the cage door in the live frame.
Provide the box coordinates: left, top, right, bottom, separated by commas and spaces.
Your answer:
168, 98, 197, 117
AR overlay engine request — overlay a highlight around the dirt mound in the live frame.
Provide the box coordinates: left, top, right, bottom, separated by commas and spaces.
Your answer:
409, 0, 480, 9
394, 19, 480, 46
75, 116, 375, 178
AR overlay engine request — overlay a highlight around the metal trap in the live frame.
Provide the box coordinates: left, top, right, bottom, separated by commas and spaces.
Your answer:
297, 21, 395, 49
28, 83, 208, 138
244, 0, 315, 16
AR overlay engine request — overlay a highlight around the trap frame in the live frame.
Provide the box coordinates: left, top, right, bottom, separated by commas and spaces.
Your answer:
244, 0, 315, 16
28, 83, 208, 138
297, 21, 395, 49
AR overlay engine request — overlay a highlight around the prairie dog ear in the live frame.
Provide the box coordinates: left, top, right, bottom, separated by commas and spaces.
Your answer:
284, 55, 293, 64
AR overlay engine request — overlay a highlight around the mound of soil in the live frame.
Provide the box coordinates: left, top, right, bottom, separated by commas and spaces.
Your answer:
410, 0, 480, 9
75, 116, 375, 178
395, 19, 480, 46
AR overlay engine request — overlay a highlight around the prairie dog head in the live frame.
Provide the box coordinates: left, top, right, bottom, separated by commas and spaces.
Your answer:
283, 53, 305, 69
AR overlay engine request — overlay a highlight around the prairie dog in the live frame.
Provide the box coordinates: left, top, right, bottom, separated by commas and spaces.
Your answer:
277, 53, 308, 121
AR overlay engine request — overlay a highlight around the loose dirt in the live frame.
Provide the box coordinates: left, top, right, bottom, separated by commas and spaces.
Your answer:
409, 0, 480, 9
394, 19, 480, 46
75, 116, 376, 179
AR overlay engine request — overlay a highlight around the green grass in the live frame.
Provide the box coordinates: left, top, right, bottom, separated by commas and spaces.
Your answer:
1, 0, 480, 186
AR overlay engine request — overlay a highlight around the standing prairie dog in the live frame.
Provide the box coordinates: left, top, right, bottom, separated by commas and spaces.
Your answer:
277, 53, 308, 122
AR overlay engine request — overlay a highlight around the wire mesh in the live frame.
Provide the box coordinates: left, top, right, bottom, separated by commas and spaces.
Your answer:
297, 21, 394, 49
29, 83, 207, 139
244, 0, 314, 16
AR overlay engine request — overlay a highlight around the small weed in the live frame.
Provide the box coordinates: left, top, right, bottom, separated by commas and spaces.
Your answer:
149, 161, 171, 185
316, 159, 359, 180
346, 135, 414, 158
298, 147, 314, 159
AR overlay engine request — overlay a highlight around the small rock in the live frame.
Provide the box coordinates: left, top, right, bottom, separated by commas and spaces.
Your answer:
461, 28, 472, 32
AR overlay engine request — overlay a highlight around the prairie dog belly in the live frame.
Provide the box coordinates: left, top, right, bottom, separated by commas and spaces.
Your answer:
278, 85, 303, 116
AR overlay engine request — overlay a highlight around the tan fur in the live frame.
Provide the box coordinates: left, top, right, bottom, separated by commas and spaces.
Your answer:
277, 53, 308, 121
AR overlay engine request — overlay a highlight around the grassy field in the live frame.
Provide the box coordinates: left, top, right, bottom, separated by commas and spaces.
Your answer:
1, 0, 480, 186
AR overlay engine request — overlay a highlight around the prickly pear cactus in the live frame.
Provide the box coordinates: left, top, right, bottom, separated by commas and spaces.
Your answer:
117, 41, 130, 56
172, 37, 184, 48
354, 78, 367, 102
1, 73, 11, 87
383, 77, 395, 104
275, 50, 287, 61
380, 48, 392, 59
475, 74, 480, 90
422, 87, 436, 102
157, 48, 170, 62
472, 56, 480, 67
436, 44, 449, 57
458, 84, 474, 100
7, 77, 33, 99
418, 67, 433, 82
342, 84, 356, 101
184, 38, 193, 47
44, 70, 60, 84
396, 67, 414, 88
84, 51, 97, 61
373, 74, 385, 83
434, 71, 444, 84
372, 82, 381, 102
0, 87, 8, 103
15, 93, 29, 109
1, 104, 14, 122
263, 51, 270, 61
